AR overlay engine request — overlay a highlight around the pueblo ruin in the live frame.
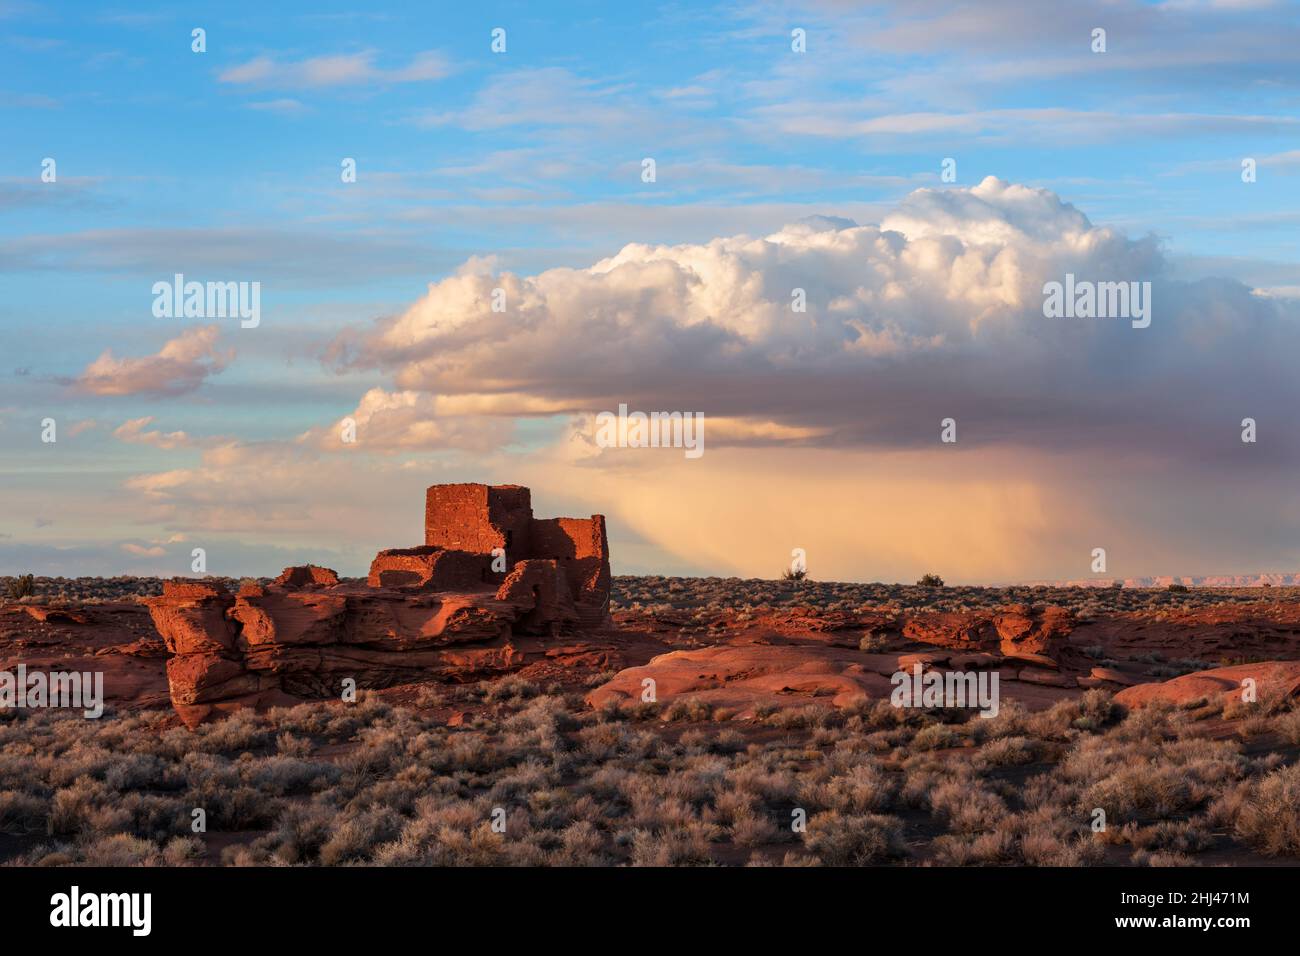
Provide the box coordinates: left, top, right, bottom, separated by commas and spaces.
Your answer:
146, 483, 610, 727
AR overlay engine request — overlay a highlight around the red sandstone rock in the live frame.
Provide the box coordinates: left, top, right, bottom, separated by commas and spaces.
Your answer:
145, 483, 612, 726
903, 612, 995, 649
1016, 667, 1074, 688
15, 606, 89, 624
275, 565, 340, 588
1114, 661, 1300, 710
1003, 651, 1060, 670
367, 546, 492, 590
585, 644, 895, 716
1089, 666, 1140, 686
949, 652, 1002, 669
496, 559, 578, 634
232, 590, 349, 646
897, 651, 948, 671
145, 580, 237, 656
994, 605, 1074, 657
166, 653, 269, 705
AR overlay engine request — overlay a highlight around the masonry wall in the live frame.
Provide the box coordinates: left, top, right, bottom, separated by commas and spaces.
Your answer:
422, 483, 610, 625
424, 483, 532, 554
529, 515, 611, 626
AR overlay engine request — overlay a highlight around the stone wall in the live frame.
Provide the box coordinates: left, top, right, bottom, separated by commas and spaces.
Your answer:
422, 483, 610, 625
146, 482, 612, 726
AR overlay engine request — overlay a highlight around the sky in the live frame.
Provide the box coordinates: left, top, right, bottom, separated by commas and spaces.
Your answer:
1, 0, 1299, 584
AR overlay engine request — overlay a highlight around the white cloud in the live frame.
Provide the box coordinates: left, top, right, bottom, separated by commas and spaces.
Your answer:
303, 387, 516, 452
74, 325, 232, 397
218, 50, 450, 90
113, 417, 195, 449
120, 542, 165, 557
412, 67, 639, 130
327, 177, 1297, 463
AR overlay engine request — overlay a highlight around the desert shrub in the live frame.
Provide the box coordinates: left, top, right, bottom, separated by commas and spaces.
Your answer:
628, 824, 716, 866
929, 780, 1007, 834
1275, 708, 1300, 746
483, 677, 539, 704
1239, 715, 1274, 738
162, 835, 204, 865
1132, 848, 1198, 866
1144, 819, 1212, 853
318, 808, 402, 865
711, 730, 747, 754
104, 752, 178, 791
663, 697, 713, 723
265, 802, 335, 864
765, 705, 835, 730
916, 574, 944, 588
47, 778, 111, 836
275, 732, 314, 757
799, 762, 895, 814
117, 792, 190, 842
194, 710, 270, 753
802, 811, 906, 865
557, 820, 606, 864
730, 813, 779, 847
79, 833, 162, 866
4, 574, 35, 600
0, 789, 46, 832
193, 784, 279, 830
1233, 763, 1300, 856
859, 632, 895, 652
930, 829, 1016, 865
912, 723, 960, 751
979, 735, 1040, 766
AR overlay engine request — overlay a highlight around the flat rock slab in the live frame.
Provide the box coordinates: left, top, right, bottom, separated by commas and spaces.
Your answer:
1089, 666, 1140, 686
1115, 660, 1300, 709
585, 643, 894, 716
586, 642, 1084, 717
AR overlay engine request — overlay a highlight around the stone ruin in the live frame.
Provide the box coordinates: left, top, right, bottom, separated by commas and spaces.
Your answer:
146, 483, 610, 727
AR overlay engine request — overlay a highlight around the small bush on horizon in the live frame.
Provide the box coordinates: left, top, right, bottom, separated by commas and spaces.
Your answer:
917, 574, 944, 588
4, 574, 35, 600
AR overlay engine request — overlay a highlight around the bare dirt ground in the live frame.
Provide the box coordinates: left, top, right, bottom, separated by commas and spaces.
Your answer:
1, 576, 1298, 866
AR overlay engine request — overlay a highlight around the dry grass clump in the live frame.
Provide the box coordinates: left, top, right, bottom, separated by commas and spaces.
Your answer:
802, 811, 907, 864
0, 677, 1295, 866
1229, 763, 1300, 856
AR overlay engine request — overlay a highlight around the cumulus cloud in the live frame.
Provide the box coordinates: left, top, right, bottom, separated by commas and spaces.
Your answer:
302, 387, 515, 453
74, 325, 232, 396
328, 176, 1298, 464
110, 178, 1300, 582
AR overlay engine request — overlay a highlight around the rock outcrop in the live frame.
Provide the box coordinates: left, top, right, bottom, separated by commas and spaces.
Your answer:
585, 644, 898, 715
1114, 661, 1300, 711
146, 483, 611, 726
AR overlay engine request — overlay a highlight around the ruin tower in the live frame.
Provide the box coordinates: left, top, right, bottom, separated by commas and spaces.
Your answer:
423, 483, 611, 626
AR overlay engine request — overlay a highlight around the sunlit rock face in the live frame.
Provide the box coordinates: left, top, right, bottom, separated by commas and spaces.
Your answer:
146, 483, 611, 727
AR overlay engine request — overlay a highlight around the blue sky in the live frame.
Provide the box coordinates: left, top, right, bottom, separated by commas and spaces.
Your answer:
2, 1, 1299, 581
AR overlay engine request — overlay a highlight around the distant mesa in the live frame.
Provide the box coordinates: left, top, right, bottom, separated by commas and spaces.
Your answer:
146, 483, 610, 727
1026, 574, 1300, 588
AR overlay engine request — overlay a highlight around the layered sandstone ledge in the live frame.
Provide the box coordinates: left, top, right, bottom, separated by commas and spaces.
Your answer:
146, 484, 610, 726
